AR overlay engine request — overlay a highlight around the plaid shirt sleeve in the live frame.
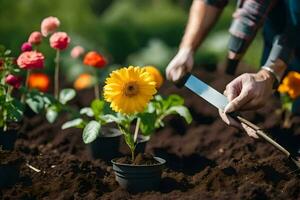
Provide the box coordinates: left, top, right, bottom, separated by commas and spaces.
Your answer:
201, 0, 228, 8
228, 0, 276, 55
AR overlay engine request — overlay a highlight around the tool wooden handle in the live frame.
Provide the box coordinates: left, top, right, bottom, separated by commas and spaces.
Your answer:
230, 114, 291, 157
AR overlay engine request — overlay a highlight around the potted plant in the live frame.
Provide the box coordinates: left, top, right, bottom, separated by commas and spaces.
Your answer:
0, 46, 24, 150
0, 46, 24, 188
62, 99, 123, 161
77, 66, 191, 192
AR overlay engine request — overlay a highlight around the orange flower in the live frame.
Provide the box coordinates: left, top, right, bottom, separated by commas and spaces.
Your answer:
278, 71, 300, 99
28, 73, 50, 92
74, 73, 94, 90
144, 66, 164, 89
83, 51, 107, 68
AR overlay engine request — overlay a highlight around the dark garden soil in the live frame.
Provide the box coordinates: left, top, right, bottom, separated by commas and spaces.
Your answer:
1, 67, 300, 200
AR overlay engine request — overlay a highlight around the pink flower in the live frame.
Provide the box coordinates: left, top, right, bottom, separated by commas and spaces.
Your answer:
41, 16, 60, 37
17, 51, 45, 70
49, 32, 71, 50
70, 45, 85, 58
5, 74, 22, 89
28, 31, 43, 45
21, 42, 33, 52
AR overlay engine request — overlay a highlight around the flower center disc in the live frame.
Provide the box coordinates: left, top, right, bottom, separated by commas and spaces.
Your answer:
124, 82, 139, 97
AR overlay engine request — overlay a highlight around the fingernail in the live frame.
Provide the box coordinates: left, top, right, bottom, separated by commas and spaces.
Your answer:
224, 103, 233, 113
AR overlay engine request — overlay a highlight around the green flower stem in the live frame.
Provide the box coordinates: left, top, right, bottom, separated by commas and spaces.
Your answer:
21, 69, 30, 103
94, 69, 101, 99
94, 84, 100, 99
54, 50, 60, 99
3, 85, 13, 131
131, 146, 135, 163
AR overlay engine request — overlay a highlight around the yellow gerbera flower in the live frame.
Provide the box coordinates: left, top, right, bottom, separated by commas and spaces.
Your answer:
144, 65, 164, 89
104, 66, 157, 114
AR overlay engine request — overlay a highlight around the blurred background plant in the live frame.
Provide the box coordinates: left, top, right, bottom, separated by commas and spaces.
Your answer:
0, 0, 263, 83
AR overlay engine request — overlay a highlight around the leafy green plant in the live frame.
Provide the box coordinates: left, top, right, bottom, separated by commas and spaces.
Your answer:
62, 94, 192, 161
24, 88, 77, 123
0, 46, 24, 130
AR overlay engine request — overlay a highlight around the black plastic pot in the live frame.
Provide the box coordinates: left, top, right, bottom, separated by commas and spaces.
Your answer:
0, 129, 18, 151
0, 151, 23, 188
89, 127, 122, 161
0, 161, 21, 188
111, 157, 166, 192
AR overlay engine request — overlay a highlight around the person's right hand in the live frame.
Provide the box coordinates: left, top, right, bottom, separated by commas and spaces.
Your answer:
166, 47, 194, 82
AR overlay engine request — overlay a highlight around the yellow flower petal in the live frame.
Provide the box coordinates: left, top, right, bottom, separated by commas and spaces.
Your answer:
103, 66, 157, 114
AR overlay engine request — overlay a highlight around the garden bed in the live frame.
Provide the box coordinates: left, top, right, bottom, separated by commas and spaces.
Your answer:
1, 69, 300, 199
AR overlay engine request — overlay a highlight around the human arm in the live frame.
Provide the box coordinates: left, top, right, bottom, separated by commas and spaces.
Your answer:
166, 0, 227, 82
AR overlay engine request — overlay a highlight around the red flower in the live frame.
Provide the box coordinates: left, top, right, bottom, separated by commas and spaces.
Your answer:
28, 31, 43, 45
21, 42, 33, 52
49, 32, 71, 50
17, 51, 44, 70
28, 73, 50, 92
5, 74, 22, 89
83, 51, 107, 68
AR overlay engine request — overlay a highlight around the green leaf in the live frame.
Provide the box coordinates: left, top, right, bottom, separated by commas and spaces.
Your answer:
4, 49, 11, 56
100, 114, 119, 124
82, 120, 101, 144
62, 118, 84, 129
46, 106, 59, 123
80, 107, 94, 117
139, 113, 156, 136
91, 99, 105, 119
59, 88, 76, 104
43, 93, 57, 107
166, 95, 184, 107
166, 106, 192, 124
6, 99, 24, 122
25, 95, 44, 113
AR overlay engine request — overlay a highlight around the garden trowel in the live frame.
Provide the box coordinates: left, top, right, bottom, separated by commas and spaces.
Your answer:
176, 73, 300, 169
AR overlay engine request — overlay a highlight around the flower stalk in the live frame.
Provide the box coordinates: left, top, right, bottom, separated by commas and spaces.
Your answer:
21, 69, 31, 103
94, 69, 100, 99
54, 50, 60, 99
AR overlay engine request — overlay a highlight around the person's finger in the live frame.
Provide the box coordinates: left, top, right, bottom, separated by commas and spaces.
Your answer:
224, 87, 253, 113
237, 98, 265, 111
166, 62, 175, 81
218, 109, 243, 129
224, 75, 244, 101
172, 65, 184, 82
241, 123, 259, 138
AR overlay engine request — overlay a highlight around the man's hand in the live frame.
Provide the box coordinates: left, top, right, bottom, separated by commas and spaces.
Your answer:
219, 69, 275, 138
166, 48, 194, 82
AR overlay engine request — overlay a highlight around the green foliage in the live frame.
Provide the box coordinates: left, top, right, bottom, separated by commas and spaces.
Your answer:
59, 88, 76, 105
62, 94, 192, 148
139, 94, 192, 136
0, 46, 24, 130
62, 118, 84, 130
25, 88, 77, 123
82, 120, 101, 144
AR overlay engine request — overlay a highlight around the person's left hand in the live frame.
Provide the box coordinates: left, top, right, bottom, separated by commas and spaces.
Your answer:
219, 69, 275, 138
